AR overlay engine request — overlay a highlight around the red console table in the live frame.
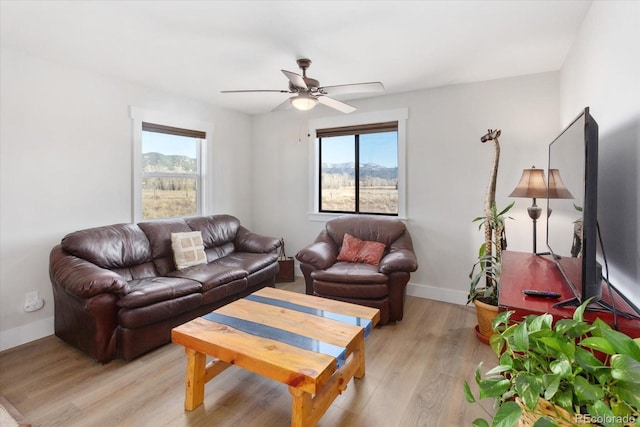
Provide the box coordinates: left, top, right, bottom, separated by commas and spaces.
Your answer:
499, 250, 640, 338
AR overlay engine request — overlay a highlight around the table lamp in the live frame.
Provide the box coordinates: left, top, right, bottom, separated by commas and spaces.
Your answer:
509, 166, 548, 253
547, 169, 574, 199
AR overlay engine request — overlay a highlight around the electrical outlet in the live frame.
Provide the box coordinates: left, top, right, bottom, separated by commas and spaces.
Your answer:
25, 291, 39, 303
24, 291, 44, 312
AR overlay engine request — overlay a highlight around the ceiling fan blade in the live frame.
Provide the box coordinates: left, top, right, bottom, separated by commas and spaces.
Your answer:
317, 96, 356, 114
281, 70, 308, 89
221, 89, 291, 93
271, 97, 292, 112
319, 82, 384, 96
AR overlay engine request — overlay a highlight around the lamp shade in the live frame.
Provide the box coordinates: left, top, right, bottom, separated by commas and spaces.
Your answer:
509, 167, 547, 198
547, 169, 574, 199
290, 93, 318, 111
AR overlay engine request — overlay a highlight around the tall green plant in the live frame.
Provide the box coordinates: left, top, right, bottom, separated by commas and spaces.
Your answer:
464, 299, 640, 427
467, 202, 514, 306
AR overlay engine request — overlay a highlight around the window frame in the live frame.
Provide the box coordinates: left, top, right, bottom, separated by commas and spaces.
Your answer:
308, 108, 408, 221
130, 107, 213, 222
317, 122, 399, 215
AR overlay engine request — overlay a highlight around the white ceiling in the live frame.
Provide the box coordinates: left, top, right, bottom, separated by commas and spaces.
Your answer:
0, 1, 592, 115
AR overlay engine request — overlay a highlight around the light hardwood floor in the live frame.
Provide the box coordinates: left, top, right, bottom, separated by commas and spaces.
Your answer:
0, 279, 497, 427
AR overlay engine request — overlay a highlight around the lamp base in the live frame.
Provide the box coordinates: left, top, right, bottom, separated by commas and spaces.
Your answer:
527, 205, 542, 221
527, 200, 542, 253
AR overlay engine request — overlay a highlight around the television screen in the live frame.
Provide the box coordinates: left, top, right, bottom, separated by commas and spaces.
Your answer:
546, 107, 601, 307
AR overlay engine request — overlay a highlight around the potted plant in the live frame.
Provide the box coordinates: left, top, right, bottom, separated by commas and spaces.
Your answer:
468, 202, 514, 341
464, 299, 640, 427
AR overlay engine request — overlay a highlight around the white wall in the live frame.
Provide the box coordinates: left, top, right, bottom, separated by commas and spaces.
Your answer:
4, 1, 636, 352
0, 48, 253, 350
560, 1, 640, 308
251, 72, 560, 304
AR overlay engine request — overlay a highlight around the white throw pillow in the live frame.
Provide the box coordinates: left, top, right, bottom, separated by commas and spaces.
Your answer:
171, 231, 207, 270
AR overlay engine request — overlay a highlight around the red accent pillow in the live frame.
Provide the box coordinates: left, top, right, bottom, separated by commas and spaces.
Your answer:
337, 233, 386, 266
337, 233, 363, 262
357, 240, 387, 265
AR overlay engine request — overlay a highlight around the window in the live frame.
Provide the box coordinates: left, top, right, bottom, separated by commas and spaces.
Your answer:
141, 123, 204, 219
318, 122, 398, 215
308, 108, 408, 220
130, 107, 213, 222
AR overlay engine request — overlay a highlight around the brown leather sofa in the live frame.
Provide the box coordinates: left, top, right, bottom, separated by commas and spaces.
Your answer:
49, 214, 280, 363
296, 215, 418, 324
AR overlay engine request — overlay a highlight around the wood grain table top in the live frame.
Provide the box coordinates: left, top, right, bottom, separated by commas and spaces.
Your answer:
172, 287, 380, 395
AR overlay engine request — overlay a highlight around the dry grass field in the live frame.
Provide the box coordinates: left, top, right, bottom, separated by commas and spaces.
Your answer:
142, 189, 197, 219
322, 186, 398, 214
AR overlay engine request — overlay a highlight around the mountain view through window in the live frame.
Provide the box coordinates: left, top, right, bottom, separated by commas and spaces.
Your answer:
142, 130, 200, 219
319, 129, 398, 215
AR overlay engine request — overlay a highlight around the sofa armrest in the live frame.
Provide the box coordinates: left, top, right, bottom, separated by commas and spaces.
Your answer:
378, 249, 418, 274
296, 241, 338, 270
50, 246, 128, 298
234, 226, 280, 253
378, 232, 418, 274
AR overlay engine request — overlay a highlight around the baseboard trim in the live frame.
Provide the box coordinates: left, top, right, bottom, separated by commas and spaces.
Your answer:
0, 317, 54, 352
406, 282, 467, 306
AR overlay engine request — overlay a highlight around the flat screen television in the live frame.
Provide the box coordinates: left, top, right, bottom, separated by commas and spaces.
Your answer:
546, 107, 602, 308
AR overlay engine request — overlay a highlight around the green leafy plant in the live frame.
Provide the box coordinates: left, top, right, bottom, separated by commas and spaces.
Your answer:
467, 202, 514, 306
464, 299, 640, 427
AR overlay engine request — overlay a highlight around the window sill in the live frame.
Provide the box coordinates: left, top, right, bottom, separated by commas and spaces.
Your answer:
307, 212, 408, 223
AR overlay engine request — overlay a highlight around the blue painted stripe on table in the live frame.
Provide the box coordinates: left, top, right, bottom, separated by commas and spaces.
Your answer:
203, 312, 347, 368
245, 294, 372, 337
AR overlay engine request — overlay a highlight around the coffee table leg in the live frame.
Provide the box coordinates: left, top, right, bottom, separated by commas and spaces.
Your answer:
289, 387, 313, 427
184, 348, 206, 410
354, 336, 366, 379
288, 344, 364, 427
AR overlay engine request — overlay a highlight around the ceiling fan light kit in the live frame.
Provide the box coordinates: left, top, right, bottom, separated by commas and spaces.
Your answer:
222, 58, 384, 114
290, 92, 318, 111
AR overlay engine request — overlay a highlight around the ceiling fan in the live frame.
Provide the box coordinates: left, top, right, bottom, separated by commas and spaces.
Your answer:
221, 58, 384, 113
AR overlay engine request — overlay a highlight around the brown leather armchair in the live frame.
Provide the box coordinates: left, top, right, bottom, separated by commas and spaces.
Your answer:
296, 215, 418, 324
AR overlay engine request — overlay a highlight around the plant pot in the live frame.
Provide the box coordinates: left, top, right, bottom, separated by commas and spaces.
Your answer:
514, 397, 636, 427
516, 397, 581, 427
473, 298, 499, 340
473, 325, 491, 345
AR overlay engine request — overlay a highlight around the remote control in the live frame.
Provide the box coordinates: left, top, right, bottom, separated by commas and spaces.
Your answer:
523, 289, 561, 299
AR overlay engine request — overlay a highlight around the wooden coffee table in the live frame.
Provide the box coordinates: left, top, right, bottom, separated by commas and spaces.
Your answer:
171, 287, 380, 427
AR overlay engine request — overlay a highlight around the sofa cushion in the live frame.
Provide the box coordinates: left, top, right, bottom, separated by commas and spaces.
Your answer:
138, 219, 191, 275
117, 277, 202, 309
171, 231, 207, 270
201, 278, 248, 305
62, 224, 152, 269
168, 262, 247, 292
217, 252, 279, 274
311, 262, 389, 284
185, 215, 240, 248
337, 233, 386, 266
314, 280, 389, 299
112, 262, 158, 282
245, 261, 280, 288
312, 261, 389, 299
326, 215, 407, 248
118, 293, 202, 329
204, 242, 236, 262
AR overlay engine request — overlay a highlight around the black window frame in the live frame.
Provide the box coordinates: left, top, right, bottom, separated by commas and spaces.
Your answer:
317, 121, 398, 216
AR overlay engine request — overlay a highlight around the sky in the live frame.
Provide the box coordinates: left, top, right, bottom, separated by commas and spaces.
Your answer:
142, 131, 198, 157
320, 131, 398, 167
